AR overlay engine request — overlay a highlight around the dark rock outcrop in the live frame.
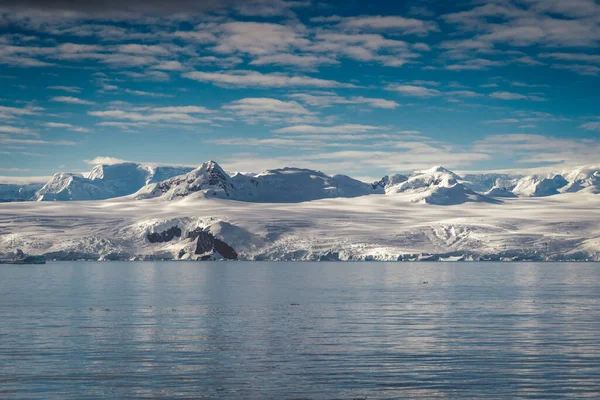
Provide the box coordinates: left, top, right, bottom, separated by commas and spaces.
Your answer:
213, 238, 238, 260
191, 229, 238, 260
147, 226, 182, 243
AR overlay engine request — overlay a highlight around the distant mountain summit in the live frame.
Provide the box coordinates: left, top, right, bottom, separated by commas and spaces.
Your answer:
384, 165, 495, 205
35, 163, 193, 201
135, 161, 383, 202
135, 161, 236, 200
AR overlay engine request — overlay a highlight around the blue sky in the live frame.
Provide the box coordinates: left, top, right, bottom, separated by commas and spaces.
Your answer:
1, 0, 599, 182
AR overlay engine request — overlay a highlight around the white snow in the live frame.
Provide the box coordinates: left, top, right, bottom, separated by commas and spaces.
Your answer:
2, 161, 600, 261
135, 161, 382, 202
384, 166, 493, 205
35, 163, 193, 201
1, 190, 599, 261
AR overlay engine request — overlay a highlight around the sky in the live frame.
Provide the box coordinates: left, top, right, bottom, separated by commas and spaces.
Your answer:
0, 0, 599, 183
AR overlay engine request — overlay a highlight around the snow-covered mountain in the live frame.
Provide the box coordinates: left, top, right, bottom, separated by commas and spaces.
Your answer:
135, 161, 383, 202
0, 183, 44, 202
512, 174, 569, 197
135, 161, 238, 200
3, 162, 600, 262
460, 173, 522, 193
560, 166, 600, 194
385, 166, 495, 205
35, 163, 193, 201
1, 161, 599, 204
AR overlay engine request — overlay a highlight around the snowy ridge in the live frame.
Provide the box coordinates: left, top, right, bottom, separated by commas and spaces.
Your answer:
385, 166, 496, 205
35, 163, 193, 201
135, 161, 382, 202
2, 161, 600, 204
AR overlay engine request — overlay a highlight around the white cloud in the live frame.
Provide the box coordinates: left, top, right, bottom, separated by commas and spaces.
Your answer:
120, 70, 170, 82
0, 105, 43, 119
0, 134, 75, 146
183, 70, 357, 88
552, 64, 600, 76
336, 15, 438, 35
223, 98, 312, 115
116, 44, 171, 56
84, 156, 130, 165
274, 124, 385, 134
484, 118, 520, 124
539, 52, 600, 64
234, 0, 310, 17
489, 92, 546, 101
581, 121, 600, 131
445, 58, 504, 71
47, 85, 81, 93
209, 22, 309, 56
305, 32, 419, 67
51, 96, 95, 105
0, 175, 53, 184
89, 110, 210, 124
151, 60, 185, 71
0, 125, 36, 135
473, 134, 600, 166
443, 1, 600, 49
173, 30, 217, 43
151, 106, 214, 114
44, 122, 90, 132
249, 54, 339, 68
386, 84, 441, 97
446, 90, 482, 98
289, 93, 399, 109
97, 121, 148, 130
122, 89, 173, 97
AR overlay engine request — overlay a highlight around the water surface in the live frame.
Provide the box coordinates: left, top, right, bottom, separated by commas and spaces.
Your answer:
1, 262, 599, 399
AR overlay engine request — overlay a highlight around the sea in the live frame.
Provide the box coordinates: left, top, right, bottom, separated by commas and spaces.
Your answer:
1, 261, 599, 399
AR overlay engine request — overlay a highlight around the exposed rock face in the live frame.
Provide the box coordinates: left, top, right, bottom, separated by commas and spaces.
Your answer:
135, 161, 235, 200
191, 229, 238, 260
372, 174, 408, 191
147, 226, 182, 243
135, 161, 382, 202
213, 238, 238, 260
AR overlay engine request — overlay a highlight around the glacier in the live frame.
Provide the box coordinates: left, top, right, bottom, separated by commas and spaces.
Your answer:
1, 160, 600, 262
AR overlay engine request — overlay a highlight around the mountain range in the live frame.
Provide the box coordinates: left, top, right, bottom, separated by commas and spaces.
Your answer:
2, 160, 599, 262
2, 161, 599, 205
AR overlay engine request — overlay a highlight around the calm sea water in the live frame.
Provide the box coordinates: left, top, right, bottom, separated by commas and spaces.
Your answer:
0, 262, 599, 399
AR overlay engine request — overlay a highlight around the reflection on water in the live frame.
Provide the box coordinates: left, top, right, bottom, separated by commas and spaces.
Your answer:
0, 262, 599, 399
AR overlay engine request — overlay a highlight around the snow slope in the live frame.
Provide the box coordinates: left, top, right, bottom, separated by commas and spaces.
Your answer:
1, 191, 599, 261
35, 163, 193, 201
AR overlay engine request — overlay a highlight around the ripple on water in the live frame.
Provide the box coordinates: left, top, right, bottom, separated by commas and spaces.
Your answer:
0, 261, 599, 399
